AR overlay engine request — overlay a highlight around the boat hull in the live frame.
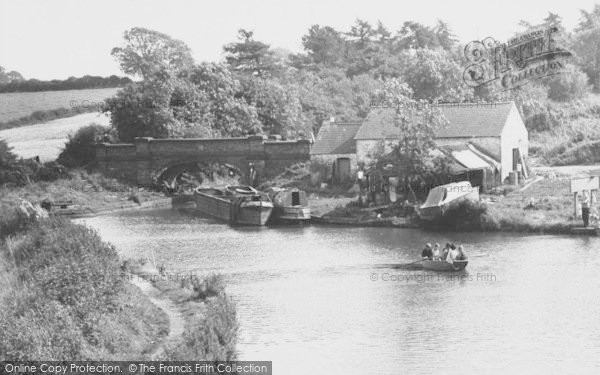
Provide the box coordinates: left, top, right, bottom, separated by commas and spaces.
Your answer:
194, 189, 273, 226
236, 201, 273, 226
270, 206, 311, 224
421, 259, 468, 272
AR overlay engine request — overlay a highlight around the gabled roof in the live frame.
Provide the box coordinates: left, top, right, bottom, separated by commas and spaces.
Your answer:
310, 122, 362, 155
355, 102, 516, 140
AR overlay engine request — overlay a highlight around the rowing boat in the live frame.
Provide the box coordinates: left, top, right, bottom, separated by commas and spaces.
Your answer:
421, 259, 468, 272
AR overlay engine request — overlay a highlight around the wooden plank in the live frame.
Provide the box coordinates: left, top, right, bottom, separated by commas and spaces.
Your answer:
570, 177, 600, 193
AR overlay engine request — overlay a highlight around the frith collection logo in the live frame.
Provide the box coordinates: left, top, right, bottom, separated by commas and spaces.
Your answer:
463, 25, 572, 90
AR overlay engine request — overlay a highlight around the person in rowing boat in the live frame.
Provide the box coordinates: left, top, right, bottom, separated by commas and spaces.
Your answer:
448, 245, 467, 262
432, 243, 441, 260
441, 242, 452, 261
421, 243, 433, 260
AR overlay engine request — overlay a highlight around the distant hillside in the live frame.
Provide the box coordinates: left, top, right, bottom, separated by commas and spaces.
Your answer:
0, 75, 131, 93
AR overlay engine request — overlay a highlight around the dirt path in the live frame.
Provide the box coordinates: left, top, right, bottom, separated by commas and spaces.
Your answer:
131, 275, 185, 359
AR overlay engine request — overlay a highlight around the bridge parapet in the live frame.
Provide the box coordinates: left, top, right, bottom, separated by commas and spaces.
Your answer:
95, 136, 311, 186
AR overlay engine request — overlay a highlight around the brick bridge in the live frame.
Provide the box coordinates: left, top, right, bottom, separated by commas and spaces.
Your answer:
95, 136, 311, 186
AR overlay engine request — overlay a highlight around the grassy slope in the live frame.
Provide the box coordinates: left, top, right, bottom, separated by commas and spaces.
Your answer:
0, 169, 164, 219
529, 93, 600, 166
484, 179, 577, 233
0, 175, 238, 360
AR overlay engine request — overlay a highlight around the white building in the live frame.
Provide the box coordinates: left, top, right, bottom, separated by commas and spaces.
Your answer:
353, 102, 529, 181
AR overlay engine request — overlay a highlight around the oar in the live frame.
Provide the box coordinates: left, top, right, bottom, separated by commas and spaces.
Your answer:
468, 253, 489, 258
395, 259, 424, 268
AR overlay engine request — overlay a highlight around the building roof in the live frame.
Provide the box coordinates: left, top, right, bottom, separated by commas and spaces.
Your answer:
437, 143, 496, 171
310, 122, 362, 155
355, 102, 516, 140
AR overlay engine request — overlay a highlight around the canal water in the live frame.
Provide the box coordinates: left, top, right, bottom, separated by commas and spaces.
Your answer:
77, 208, 600, 374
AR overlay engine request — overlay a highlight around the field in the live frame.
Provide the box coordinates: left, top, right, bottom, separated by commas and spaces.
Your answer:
0, 87, 118, 123
0, 112, 110, 161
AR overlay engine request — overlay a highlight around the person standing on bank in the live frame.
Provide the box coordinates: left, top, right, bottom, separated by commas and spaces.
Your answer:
582, 190, 591, 228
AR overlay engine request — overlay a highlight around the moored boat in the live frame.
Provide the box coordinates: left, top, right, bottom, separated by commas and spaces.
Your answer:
194, 185, 273, 226
266, 187, 311, 224
418, 181, 479, 221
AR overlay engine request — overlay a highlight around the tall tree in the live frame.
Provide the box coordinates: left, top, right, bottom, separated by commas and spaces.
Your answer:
400, 48, 470, 101
300, 25, 346, 67
574, 5, 600, 90
111, 27, 194, 80
395, 22, 441, 50
223, 29, 278, 77
372, 80, 450, 190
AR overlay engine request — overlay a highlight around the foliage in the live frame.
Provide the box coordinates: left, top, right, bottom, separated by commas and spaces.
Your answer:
546, 64, 590, 101
104, 80, 178, 142
0, 218, 124, 359
372, 80, 450, 190
111, 27, 194, 80
0, 139, 16, 168
223, 29, 279, 77
0, 65, 24, 85
426, 199, 490, 230
0, 75, 130, 93
399, 48, 469, 101
58, 123, 112, 168
573, 5, 600, 90
237, 76, 306, 136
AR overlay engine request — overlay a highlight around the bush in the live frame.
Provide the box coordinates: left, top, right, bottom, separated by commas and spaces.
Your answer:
58, 123, 111, 168
167, 293, 238, 361
427, 200, 490, 231
0, 218, 130, 360
0, 139, 16, 168
546, 65, 590, 102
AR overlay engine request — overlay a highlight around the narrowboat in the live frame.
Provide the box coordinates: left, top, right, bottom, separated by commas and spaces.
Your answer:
418, 181, 479, 221
266, 187, 311, 224
194, 185, 273, 226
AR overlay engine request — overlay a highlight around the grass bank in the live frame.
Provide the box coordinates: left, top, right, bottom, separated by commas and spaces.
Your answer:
0, 169, 166, 223
0, 176, 238, 360
425, 179, 587, 234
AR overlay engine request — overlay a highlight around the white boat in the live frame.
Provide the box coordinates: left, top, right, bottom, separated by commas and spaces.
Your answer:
418, 181, 479, 221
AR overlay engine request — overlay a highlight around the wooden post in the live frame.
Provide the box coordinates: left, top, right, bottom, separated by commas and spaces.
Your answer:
574, 192, 578, 219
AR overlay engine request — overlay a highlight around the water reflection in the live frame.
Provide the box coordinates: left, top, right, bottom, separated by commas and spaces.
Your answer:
77, 208, 600, 374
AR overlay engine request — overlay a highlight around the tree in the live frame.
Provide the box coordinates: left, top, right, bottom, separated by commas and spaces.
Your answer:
0, 139, 17, 168
111, 27, 194, 80
545, 64, 590, 101
400, 48, 470, 101
300, 25, 346, 67
574, 5, 600, 90
238, 76, 306, 137
0, 66, 24, 85
434, 20, 458, 51
58, 123, 112, 168
395, 22, 441, 51
104, 80, 177, 142
373, 80, 451, 190
185, 63, 261, 136
223, 29, 278, 77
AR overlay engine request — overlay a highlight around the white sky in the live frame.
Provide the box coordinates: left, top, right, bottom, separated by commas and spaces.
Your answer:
0, 0, 598, 80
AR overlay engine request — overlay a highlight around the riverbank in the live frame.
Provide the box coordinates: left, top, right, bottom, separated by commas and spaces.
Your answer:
0, 212, 238, 360
307, 177, 599, 235
0, 171, 238, 360
0, 169, 169, 222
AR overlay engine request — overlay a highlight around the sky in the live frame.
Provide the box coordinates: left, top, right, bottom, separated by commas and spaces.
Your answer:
0, 0, 598, 80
